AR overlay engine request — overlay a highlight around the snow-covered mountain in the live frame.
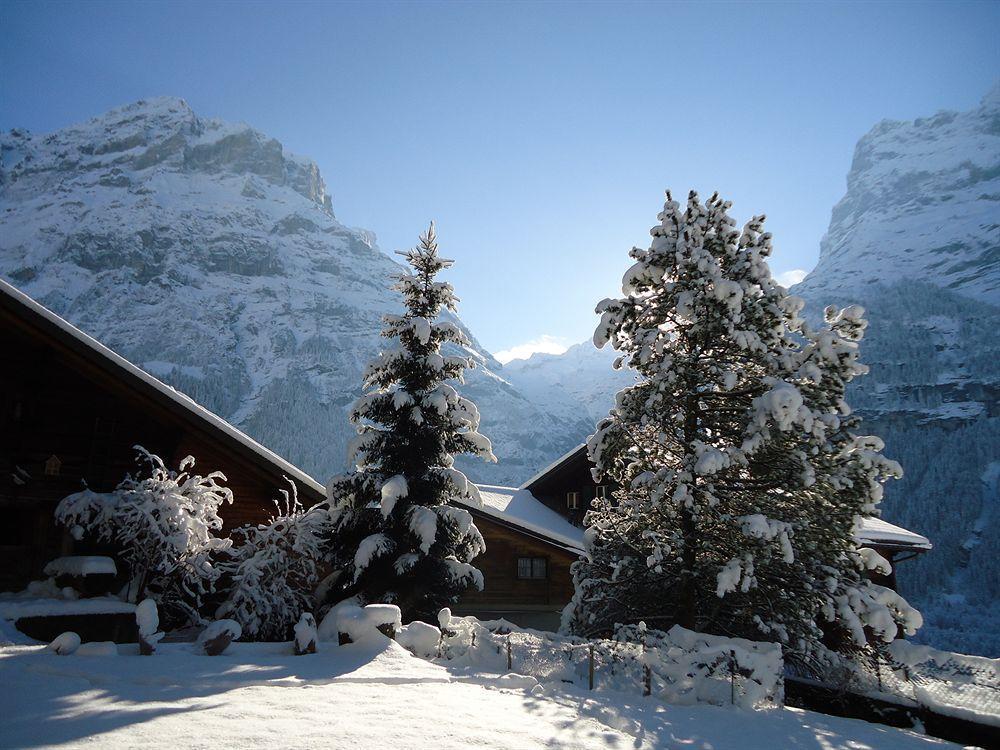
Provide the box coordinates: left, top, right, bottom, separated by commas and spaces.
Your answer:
502, 341, 635, 426
0, 97, 589, 486
795, 84, 1000, 305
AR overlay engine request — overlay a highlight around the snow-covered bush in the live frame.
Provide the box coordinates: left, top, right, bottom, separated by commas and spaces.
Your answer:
397, 620, 441, 658
217, 481, 329, 641
326, 224, 495, 621
564, 191, 917, 666
334, 603, 402, 644
55, 447, 233, 627
616, 623, 783, 708
437, 615, 782, 709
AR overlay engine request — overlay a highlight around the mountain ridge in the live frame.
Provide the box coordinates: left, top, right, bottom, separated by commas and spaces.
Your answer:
0, 96, 589, 487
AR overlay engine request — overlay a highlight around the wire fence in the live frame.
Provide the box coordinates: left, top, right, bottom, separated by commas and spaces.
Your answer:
438, 618, 783, 710
848, 643, 1000, 726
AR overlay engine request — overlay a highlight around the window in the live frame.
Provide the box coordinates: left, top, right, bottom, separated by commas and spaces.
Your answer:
44, 455, 62, 477
595, 485, 607, 499
566, 491, 580, 510
516, 557, 548, 580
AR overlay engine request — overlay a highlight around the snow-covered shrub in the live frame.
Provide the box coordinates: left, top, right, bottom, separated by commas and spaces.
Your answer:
47, 631, 81, 655
437, 615, 782, 709
198, 619, 241, 655
325, 224, 494, 622
217, 481, 329, 641
317, 596, 361, 642
55, 447, 233, 627
565, 191, 916, 666
397, 620, 441, 658
294, 612, 318, 655
136, 599, 164, 655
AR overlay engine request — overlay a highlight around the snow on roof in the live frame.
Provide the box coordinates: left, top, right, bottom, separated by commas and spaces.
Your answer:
857, 516, 932, 550
518, 443, 587, 490
0, 278, 326, 497
465, 485, 586, 553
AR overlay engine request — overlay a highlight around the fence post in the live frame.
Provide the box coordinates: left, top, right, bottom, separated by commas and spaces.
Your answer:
730, 650, 737, 706
506, 635, 512, 672
588, 643, 595, 691
642, 636, 651, 697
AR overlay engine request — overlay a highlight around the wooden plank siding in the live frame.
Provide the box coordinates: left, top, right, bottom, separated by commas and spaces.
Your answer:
460, 513, 577, 609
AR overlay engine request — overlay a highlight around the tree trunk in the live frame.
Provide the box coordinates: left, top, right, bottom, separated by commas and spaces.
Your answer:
678, 393, 700, 630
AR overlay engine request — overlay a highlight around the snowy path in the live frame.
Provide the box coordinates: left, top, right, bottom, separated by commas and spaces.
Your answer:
0, 640, 954, 749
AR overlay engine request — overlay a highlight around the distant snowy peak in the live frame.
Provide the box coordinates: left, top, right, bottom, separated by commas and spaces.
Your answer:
1, 96, 333, 214
502, 340, 635, 425
795, 85, 1000, 306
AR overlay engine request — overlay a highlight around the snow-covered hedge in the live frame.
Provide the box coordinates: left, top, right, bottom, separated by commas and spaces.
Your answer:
437, 616, 783, 710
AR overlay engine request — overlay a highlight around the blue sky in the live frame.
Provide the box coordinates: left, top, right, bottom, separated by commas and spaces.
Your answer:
1, 0, 998, 360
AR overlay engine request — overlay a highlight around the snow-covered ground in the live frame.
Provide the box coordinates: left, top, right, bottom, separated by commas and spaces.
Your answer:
0, 638, 955, 750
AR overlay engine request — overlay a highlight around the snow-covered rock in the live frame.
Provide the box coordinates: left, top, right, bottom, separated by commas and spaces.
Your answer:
47, 631, 81, 655
0, 97, 588, 487
396, 620, 441, 658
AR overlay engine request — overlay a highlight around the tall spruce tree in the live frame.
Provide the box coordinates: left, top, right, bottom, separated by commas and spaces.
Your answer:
563, 191, 921, 664
325, 223, 496, 622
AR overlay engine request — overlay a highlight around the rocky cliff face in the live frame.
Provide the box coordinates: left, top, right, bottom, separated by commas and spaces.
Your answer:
0, 97, 589, 487
795, 84, 1000, 305
791, 87, 1000, 656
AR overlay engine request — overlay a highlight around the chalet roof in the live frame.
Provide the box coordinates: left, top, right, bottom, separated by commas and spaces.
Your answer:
856, 516, 931, 551
464, 485, 586, 554
519, 444, 587, 491
0, 278, 326, 500
519, 443, 932, 553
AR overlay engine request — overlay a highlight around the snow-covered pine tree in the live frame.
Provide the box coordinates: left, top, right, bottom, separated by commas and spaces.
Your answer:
563, 191, 921, 665
55, 446, 233, 626
217, 480, 329, 641
325, 223, 495, 622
